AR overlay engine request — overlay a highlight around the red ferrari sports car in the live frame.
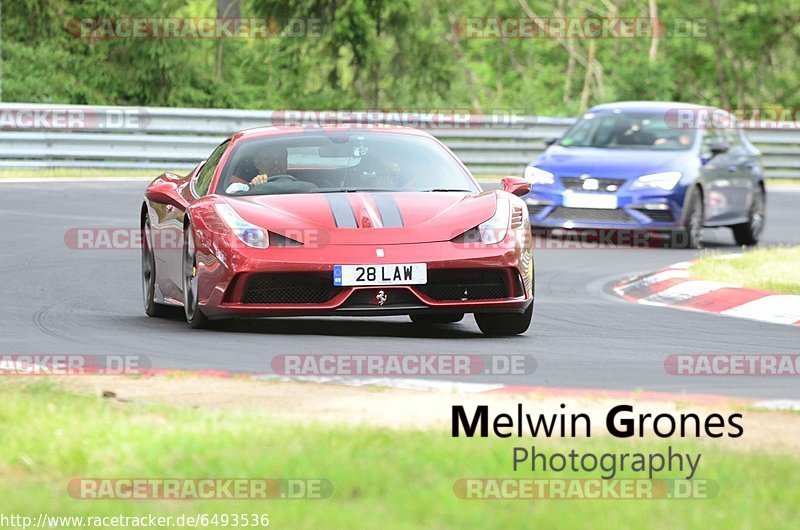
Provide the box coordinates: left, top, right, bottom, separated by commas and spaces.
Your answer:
140, 125, 534, 335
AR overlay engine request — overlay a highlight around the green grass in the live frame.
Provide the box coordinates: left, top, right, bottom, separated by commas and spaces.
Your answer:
1, 381, 798, 529
765, 178, 800, 188
691, 246, 800, 295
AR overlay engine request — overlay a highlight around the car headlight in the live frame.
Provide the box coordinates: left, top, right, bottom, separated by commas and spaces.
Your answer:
524, 166, 555, 185
214, 203, 269, 248
478, 198, 511, 244
631, 171, 682, 191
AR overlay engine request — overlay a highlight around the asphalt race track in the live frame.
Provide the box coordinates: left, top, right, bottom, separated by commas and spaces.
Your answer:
2, 180, 799, 398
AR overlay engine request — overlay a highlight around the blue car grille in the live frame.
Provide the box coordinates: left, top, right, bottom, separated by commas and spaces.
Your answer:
560, 177, 626, 192
527, 204, 548, 217
547, 207, 635, 224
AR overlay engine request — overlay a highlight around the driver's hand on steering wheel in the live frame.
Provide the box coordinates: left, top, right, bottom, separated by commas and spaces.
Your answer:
249, 174, 269, 187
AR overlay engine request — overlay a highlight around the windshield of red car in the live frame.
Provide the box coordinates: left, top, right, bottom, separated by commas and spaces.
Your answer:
559, 112, 696, 150
217, 131, 479, 196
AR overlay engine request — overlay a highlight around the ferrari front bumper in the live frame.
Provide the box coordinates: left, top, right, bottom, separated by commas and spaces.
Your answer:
194, 239, 534, 319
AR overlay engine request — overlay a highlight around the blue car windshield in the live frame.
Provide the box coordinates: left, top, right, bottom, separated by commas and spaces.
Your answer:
559, 112, 695, 151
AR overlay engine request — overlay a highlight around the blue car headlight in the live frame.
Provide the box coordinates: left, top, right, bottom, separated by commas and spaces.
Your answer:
524, 166, 555, 185
631, 171, 682, 191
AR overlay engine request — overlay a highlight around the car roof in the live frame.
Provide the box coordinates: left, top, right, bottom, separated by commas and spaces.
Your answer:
587, 101, 725, 114
232, 124, 434, 143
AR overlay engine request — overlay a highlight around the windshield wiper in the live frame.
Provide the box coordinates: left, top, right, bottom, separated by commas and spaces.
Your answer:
316, 188, 405, 193
314, 187, 473, 194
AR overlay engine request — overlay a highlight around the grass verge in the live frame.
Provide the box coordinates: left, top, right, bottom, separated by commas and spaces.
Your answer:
691, 246, 800, 295
0, 168, 183, 180
1, 380, 798, 529
765, 178, 800, 188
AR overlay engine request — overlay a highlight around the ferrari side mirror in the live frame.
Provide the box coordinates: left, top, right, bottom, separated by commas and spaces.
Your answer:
501, 176, 532, 197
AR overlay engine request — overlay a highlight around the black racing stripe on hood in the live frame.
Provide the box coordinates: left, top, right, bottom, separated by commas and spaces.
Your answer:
325, 194, 357, 228
372, 193, 404, 228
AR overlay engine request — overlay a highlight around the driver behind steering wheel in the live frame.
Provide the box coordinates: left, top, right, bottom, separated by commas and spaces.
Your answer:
248, 145, 289, 187
228, 145, 290, 190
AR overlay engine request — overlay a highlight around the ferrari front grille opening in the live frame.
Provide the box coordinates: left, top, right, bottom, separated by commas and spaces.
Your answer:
242, 273, 341, 304
419, 269, 509, 301
450, 227, 482, 244
268, 232, 303, 246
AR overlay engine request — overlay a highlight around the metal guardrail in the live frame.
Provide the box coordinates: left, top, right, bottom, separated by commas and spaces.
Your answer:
0, 103, 798, 178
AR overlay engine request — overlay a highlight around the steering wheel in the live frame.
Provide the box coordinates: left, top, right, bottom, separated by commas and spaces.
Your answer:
268, 174, 296, 182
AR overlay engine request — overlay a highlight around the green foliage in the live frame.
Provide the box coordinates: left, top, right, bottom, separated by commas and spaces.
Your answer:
1, 0, 798, 113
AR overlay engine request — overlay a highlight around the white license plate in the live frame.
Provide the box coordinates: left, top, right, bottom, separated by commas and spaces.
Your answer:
562, 192, 618, 209
333, 264, 427, 286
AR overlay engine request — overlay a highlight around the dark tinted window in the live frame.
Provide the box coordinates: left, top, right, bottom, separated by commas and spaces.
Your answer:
194, 140, 230, 196
701, 127, 725, 153
724, 127, 742, 148
560, 112, 695, 150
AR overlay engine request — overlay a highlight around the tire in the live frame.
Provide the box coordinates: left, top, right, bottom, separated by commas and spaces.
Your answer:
475, 303, 533, 336
410, 313, 464, 325
142, 216, 172, 317
670, 187, 704, 249
731, 185, 765, 246
182, 223, 210, 329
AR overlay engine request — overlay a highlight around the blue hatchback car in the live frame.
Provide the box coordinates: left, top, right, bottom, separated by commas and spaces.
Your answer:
522, 102, 766, 248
